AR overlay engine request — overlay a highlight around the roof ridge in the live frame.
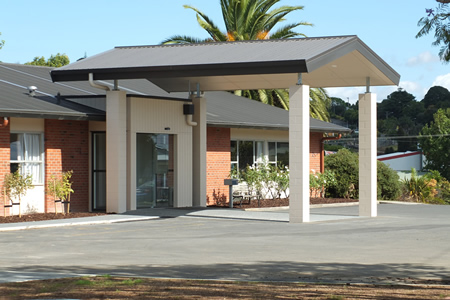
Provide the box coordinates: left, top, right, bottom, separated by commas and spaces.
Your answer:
115, 35, 358, 49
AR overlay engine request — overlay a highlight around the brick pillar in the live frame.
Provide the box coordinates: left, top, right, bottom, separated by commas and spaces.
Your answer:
0, 122, 10, 217
206, 127, 231, 206
45, 120, 89, 213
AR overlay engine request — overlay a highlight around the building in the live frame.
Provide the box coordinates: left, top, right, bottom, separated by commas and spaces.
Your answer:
4, 36, 400, 222
0, 62, 349, 215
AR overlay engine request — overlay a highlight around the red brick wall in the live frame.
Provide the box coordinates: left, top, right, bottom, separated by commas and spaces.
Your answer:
310, 132, 323, 173
45, 120, 89, 212
206, 127, 231, 206
0, 122, 10, 216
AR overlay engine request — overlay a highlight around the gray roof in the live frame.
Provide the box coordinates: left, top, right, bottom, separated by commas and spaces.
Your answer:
51, 36, 400, 91
0, 63, 349, 132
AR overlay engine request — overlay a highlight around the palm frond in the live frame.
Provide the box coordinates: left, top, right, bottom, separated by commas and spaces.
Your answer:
161, 35, 211, 44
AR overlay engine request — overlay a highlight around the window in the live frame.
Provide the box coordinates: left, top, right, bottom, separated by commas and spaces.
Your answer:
231, 140, 288, 171
10, 133, 44, 184
268, 142, 289, 167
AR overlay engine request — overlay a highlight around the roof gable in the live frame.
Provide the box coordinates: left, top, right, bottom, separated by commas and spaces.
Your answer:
51, 36, 400, 91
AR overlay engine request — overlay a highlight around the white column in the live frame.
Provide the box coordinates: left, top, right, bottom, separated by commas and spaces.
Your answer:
106, 90, 127, 213
192, 95, 207, 207
289, 84, 310, 223
359, 92, 377, 217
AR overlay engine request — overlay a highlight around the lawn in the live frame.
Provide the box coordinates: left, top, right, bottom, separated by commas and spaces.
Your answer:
0, 276, 449, 299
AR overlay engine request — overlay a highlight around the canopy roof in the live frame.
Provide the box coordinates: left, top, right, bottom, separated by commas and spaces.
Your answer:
51, 35, 400, 91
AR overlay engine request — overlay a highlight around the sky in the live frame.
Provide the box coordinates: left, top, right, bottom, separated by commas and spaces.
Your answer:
0, 0, 447, 104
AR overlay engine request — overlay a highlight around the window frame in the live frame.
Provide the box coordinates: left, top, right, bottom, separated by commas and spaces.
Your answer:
10, 132, 45, 185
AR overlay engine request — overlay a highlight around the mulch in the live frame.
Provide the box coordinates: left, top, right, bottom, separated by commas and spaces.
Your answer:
227, 197, 358, 209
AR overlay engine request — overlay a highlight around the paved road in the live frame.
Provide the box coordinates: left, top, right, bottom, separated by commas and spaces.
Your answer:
1, 203, 449, 284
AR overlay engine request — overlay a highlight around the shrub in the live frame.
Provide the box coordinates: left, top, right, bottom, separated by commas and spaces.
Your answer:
402, 168, 442, 204
423, 170, 450, 204
3, 169, 34, 217
325, 148, 402, 200
377, 161, 402, 200
324, 149, 359, 198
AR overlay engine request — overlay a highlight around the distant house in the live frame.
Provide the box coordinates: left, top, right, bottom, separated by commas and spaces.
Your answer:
377, 151, 424, 172
0, 62, 349, 215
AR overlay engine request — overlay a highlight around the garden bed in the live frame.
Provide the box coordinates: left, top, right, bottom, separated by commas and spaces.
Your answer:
231, 197, 358, 209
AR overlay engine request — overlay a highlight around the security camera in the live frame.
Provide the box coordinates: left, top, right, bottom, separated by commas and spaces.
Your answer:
27, 86, 37, 96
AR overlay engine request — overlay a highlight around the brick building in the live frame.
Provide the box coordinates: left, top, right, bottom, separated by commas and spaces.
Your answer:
0, 62, 349, 216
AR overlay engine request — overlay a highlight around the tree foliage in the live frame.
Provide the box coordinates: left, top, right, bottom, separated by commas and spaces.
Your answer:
0, 32, 4, 50
419, 108, 450, 180
162, 0, 331, 121
417, 2, 450, 62
25, 53, 70, 67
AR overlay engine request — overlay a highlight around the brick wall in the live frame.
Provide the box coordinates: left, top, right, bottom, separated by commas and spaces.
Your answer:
206, 127, 231, 206
0, 122, 10, 216
45, 120, 89, 212
310, 132, 323, 173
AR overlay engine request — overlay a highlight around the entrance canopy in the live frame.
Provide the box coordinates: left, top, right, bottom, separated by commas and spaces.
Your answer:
51, 35, 400, 91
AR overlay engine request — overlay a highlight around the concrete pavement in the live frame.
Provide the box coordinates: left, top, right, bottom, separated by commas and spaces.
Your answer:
0, 202, 449, 284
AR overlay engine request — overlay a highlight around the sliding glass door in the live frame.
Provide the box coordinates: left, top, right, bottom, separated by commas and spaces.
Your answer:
136, 133, 174, 208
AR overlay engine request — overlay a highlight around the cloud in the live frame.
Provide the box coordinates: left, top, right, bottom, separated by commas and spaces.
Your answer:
432, 73, 450, 90
398, 81, 425, 99
406, 51, 439, 66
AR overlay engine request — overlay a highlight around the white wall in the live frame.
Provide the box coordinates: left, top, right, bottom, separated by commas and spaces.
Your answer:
128, 97, 193, 208
379, 152, 423, 171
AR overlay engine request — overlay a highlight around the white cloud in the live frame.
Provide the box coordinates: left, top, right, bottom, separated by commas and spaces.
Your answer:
407, 51, 439, 66
432, 73, 450, 90
398, 81, 426, 100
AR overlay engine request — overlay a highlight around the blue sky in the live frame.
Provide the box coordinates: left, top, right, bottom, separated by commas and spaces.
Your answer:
0, 0, 446, 103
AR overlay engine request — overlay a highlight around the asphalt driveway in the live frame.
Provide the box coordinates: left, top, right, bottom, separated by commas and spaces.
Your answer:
1, 203, 449, 284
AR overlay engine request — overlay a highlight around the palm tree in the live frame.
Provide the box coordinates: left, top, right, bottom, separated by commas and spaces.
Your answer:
162, 0, 331, 121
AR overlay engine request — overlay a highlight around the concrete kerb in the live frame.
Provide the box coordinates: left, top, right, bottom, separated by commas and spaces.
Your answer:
0, 201, 421, 232
0, 215, 158, 232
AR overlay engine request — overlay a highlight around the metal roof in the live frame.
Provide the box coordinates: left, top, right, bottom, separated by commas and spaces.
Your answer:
51, 36, 400, 91
0, 64, 105, 120
0, 63, 350, 132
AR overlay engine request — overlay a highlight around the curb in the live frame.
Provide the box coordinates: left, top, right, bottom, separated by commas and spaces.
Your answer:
0, 216, 158, 232
243, 201, 360, 211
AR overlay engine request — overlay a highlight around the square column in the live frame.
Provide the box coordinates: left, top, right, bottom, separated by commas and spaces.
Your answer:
289, 84, 310, 223
191, 95, 207, 207
106, 90, 127, 213
359, 92, 377, 217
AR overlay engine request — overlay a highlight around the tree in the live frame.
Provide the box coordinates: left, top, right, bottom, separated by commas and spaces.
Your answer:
419, 108, 450, 180
422, 86, 450, 124
0, 32, 4, 50
25, 53, 70, 67
162, 0, 332, 121
416, 2, 450, 62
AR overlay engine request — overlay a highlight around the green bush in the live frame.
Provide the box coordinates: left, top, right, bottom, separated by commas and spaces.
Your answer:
324, 149, 359, 198
325, 148, 402, 200
377, 161, 401, 200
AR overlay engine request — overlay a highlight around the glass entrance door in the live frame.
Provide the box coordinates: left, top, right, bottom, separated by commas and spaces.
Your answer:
92, 132, 106, 211
136, 133, 174, 208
